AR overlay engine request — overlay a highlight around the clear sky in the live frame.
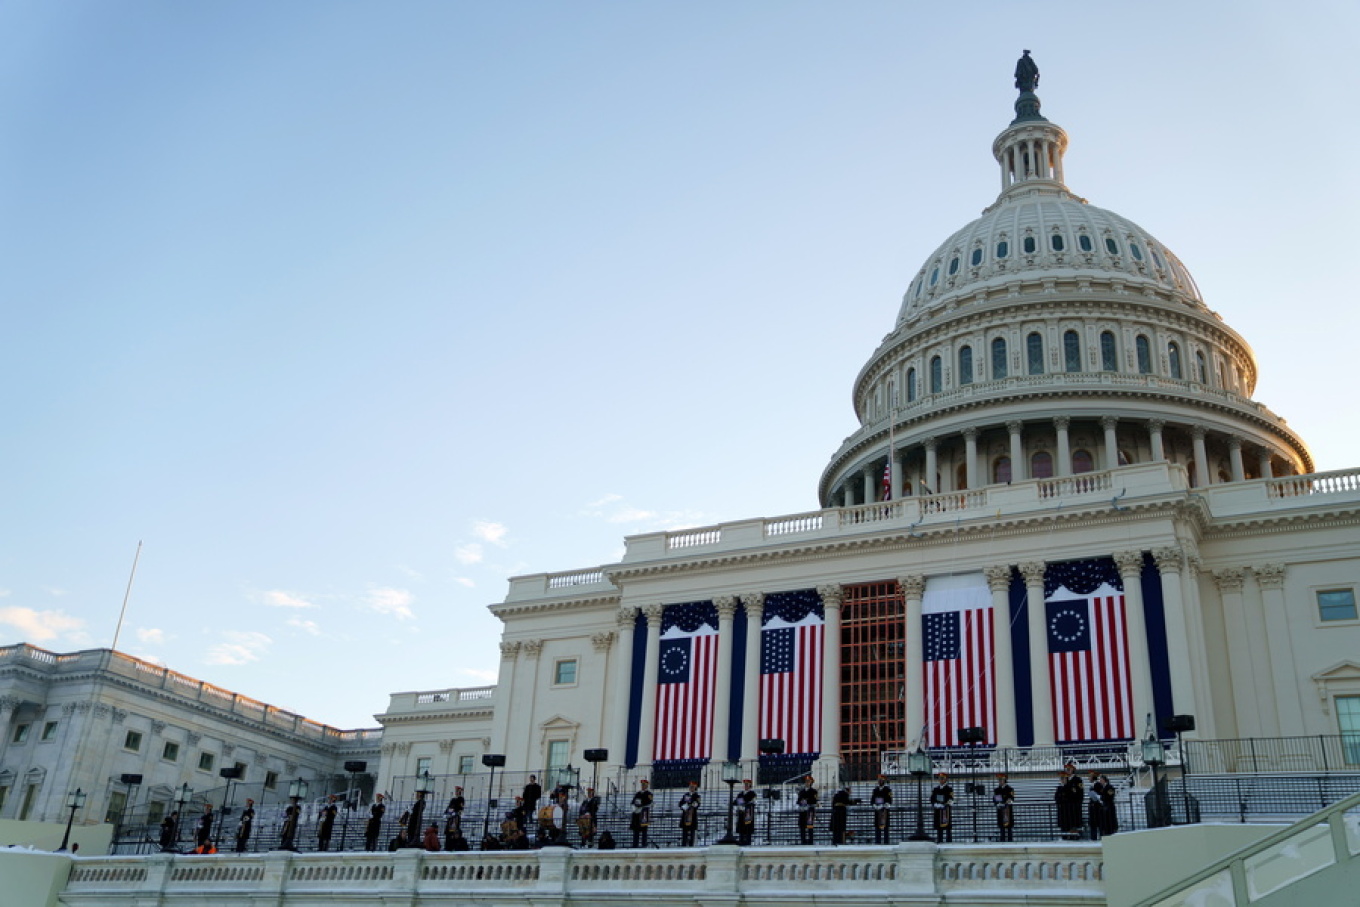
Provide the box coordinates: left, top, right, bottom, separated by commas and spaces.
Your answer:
2, 2, 1356, 729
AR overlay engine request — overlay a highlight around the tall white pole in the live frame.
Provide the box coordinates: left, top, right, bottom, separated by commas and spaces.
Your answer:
111, 541, 143, 652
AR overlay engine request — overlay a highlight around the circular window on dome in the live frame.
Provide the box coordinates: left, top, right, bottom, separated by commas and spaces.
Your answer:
996, 240, 1009, 259
971, 248, 983, 267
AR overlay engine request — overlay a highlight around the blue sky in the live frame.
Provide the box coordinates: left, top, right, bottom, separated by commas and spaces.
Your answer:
2, 2, 1356, 729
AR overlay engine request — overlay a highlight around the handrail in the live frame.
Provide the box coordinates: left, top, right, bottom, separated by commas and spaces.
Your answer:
1128, 788, 1360, 907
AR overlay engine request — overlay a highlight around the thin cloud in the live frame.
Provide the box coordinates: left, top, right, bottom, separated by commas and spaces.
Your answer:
454, 544, 483, 565
204, 631, 272, 666
286, 617, 321, 636
261, 590, 317, 609
472, 521, 508, 547
136, 628, 167, 645
0, 607, 86, 643
455, 577, 476, 588
581, 494, 708, 530
365, 587, 414, 620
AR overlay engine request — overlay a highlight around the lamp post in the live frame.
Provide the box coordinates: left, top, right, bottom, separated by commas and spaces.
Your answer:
283, 778, 309, 851
116, 773, 142, 852
758, 738, 784, 845
59, 788, 87, 851
583, 749, 607, 805
175, 783, 193, 848
1165, 714, 1196, 826
958, 727, 986, 843
717, 760, 743, 845
907, 747, 933, 841
216, 765, 242, 851
1142, 732, 1168, 828
480, 754, 506, 841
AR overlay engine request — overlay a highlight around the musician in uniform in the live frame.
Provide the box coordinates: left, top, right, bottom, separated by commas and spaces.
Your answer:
796, 776, 818, 845
1097, 774, 1118, 837
830, 785, 858, 845
871, 775, 894, 844
444, 786, 465, 850
993, 773, 1016, 842
577, 787, 600, 847
406, 790, 427, 844
522, 775, 542, 828
316, 795, 338, 851
630, 779, 653, 848
235, 798, 255, 853
159, 810, 179, 852
930, 772, 954, 843
1055, 765, 1084, 839
364, 794, 386, 852
280, 802, 300, 851
678, 781, 701, 847
734, 779, 757, 845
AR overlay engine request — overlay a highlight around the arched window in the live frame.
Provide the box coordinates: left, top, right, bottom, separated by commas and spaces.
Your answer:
948, 256, 960, 276
1105, 237, 1120, 255
929, 356, 942, 394
1031, 451, 1054, 479
1100, 331, 1118, 371
1078, 234, 1093, 252
1136, 335, 1152, 374
991, 337, 1008, 379
996, 240, 1009, 259
958, 346, 973, 385
1217, 360, 1227, 389
1196, 350, 1208, 383
1072, 449, 1095, 474
886, 380, 896, 409
1168, 342, 1183, 379
1023, 236, 1037, 254
1130, 241, 1144, 261
993, 456, 1012, 484
970, 248, 983, 266
906, 368, 917, 402
930, 267, 939, 286
1050, 233, 1065, 252
1027, 332, 1044, 375
1064, 330, 1081, 372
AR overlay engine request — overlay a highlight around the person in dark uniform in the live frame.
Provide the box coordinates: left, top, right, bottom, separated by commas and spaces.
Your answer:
194, 804, 214, 853
317, 795, 338, 851
280, 802, 300, 851
993, 773, 1016, 842
508, 796, 528, 834
522, 775, 542, 828
734, 780, 757, 845
578, 787, 600, 847
871, 775, 894, 845
364, 794, 386, 851
830, 785, 857, 845
1055, 766, 1084, 839
1098, 774, 1118, 836
1087, 771, 1106, 840
235, 799, 255, 853
630, 779, 653, 848
159, 811, 179, 852
406, 790, 427, 844
796, 776, 818, 845
444, 786, 465, 850
678, 781, 700, 847
930, 772, 954, 843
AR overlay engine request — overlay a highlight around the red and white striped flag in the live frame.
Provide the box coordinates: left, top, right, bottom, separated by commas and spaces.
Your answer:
654, 619, 719, 762
922, 575, 995, 747
760, 609, 824, 756
881, 461, 893, 501
1046, 583, 1134, 742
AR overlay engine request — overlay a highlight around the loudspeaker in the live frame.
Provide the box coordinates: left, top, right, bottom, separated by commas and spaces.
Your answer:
218, 766, 243, 780
583, 748, 608, 763
957, 726, 987, 744
120, 773, 143, 785
481, 753, 507, 767
758, 739, 785, 755
1165, 715, 1196, 733
344, 760, 368, 773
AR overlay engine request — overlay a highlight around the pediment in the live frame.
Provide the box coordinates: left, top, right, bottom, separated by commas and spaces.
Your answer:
1311, 660, 1360, 711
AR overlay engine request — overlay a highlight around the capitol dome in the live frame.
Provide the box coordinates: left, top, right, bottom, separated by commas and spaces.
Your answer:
819, 69, 1310, 508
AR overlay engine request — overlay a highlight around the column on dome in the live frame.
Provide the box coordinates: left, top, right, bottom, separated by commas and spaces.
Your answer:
923, 438, 938, 494
1153, 548, 1210, 729
1007, 421, 1026, 481
817, 585, 844, 766
984, 565, 1017, 748
1021, 562, 1054, 746
963, 427, 979, 489
899, 575, 926, 744
1101, 416, 1119, 471
1256, 447, 1274, 479
1054, 417, 1071, 477
862, 465, 875, 505
609, 609, 638, 763
711, 596, 738, 763
635, 605, 665, 766
1147, 419, 1166, 461
1228, 437, 1245, 482
1256, 564, 1305, 736
1191, 425, 1210, 487
739, 593, 765, 765
891, 450, 904, 500
1113, 551, 1155, 732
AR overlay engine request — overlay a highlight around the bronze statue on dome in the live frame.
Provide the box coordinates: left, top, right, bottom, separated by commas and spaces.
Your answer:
1015, 50, 1039, 93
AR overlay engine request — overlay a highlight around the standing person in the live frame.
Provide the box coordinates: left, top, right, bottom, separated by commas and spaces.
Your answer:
422, 823, 441, 851
678, 781, 700, 847
406, 790, 427, 845
364, 794, 386, 852
577, 787, 600, 847
194, 804, 214, 853
235, 799, 255, 853
734, 780, 757, 846
508, 796, 528, 834
993, 773, 1016, 843
796, 776, 818, 845
317, 795, 338, 851
1087, 771, 1107, 841
930, 773, 954, 844
871, 775, 894, 845
159, 811, 179, 852
444, 787, 465, 850
280, 802, 300, 851
830, 785, 857, 845
629, 779, 653, 848
1098, 774, 1118, 836
1055, 766, 1084, 839
521, 775, 542, 829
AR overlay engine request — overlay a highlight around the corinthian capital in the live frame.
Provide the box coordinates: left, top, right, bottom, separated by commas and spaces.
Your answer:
817, 585, 844, 611
499, 640, 522, 660
713, 596, 738, 620
641, 604, 664, 625
1213, 568, 1245, 593
740, 593, 765, 619
984, 565, 1012, 592
1112, 550, 1144, 579
590, 631, 615, 652
616, 607, 638, 631
1255, 563, 1286, 590
1152, 547, 1183, 574
1019, 562, 1047, 585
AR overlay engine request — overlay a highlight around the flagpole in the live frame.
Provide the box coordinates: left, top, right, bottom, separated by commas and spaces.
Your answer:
110, 541, 143, 653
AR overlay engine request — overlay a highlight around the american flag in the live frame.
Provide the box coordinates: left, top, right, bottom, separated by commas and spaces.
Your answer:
922, 575, 994, 747
654, 602, 719, 762
881, 460, 893, 501
1046, 580, 1134, 742
760, 590, 824, 756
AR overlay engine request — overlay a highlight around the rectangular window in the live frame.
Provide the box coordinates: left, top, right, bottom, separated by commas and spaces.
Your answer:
553, 659, 578, 686
147, 800, 165, 825
11, 723, 30, 744
105, 790, 127, 824
1318, 589, 1358, 622
415, 757, 432, 778
546, 739, 569, 771
19, 783, 39, 821
458, 755, 475, 775
162, 741, 180, 762
1338, 696, 1360, 765
41, 721, 59, 741
264, 771, 279, 791
124, 730, 143, 752
197, 752, 215, 772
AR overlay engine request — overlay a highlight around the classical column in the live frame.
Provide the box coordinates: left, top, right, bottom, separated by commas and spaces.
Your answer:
1191, 425, 1210, 487
1256, 564, 1304, 736
492, 641, 522, 759
984, 565, 1017, 748
609, 609, 638, 765
1256, 447, 1274, 479
1113, 551, 1155, 732
923, 438, 938, 493
1150, 549, 1199, 719
1054, 416, 1071, 477
817, 585, 844, 766
963, 427, 979, 489
1213, 568, 1272, 736
890, 451, 904, 500
899, 576, 926, 744
1147, 419, 1166, 461
0, 695, 20, 765
1007, 420, 1026, 481
635, 605, 665, 766
1101, 416, 1119, 470
1228, 437, 1245, 482
739, 593, 765, 765
862, 465, 875, 505
1021, 561, 1054, 746
711, 596, 738, 763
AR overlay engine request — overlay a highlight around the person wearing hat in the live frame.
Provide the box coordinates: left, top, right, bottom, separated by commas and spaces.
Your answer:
993, 773, 1016, 842
577, 786, 600, 847
734, 779, 757, 845
678, 780, 701, 847
364, 794, 385, 851
796, 776, 818, 845
930, 772, 954, 843
871, 775, 894, 845
235, 798, 255, 853
1055, 765, 1083, 839
316, 795, 338, 851
630, 779, 653, 848
830, 784, 858, 845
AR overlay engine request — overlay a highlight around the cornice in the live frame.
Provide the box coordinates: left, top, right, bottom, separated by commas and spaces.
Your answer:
1202, 506, 1360, 539
490, 592, 621, 619
377, 708, 495, 726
